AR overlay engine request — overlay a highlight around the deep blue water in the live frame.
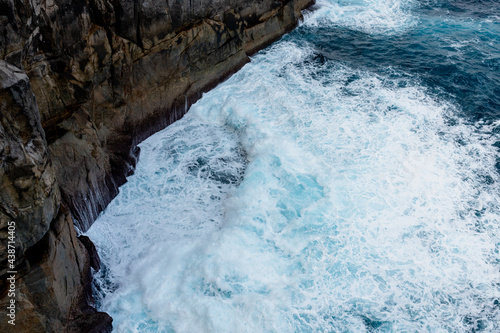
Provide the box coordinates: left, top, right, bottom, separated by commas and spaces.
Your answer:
300, 0, 500, 121
88, 1, 500, 332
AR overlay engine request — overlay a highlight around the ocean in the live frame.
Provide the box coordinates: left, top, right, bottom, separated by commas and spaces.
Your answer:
87, 0, 500, 331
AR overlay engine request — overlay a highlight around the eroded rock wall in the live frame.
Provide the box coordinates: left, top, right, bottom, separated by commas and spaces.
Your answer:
1, 0, 313, 231
0, 61, 111, 332
0, 0, 313, 331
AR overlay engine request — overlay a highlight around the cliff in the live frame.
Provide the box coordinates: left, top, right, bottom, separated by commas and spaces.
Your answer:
0, 0, 313, 331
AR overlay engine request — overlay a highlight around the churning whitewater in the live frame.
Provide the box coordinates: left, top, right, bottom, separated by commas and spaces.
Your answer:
87, 0, 500, 332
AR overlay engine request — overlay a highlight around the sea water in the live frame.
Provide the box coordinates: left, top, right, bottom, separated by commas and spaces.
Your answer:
87, 0, 500, 331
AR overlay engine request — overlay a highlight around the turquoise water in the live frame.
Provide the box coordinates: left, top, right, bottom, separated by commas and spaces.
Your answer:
87, 1, 500, 331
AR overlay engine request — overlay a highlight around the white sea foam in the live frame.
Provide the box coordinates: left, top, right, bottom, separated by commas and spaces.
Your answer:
304, 0, 418, 34
88, 38, 500, 332
87, 2, 500, 332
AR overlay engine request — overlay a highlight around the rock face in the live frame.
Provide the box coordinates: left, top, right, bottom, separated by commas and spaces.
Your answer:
0, 61, 111, 332
1, 0, 313, 231
0, 0, 313, 331
0, 61, 59, 271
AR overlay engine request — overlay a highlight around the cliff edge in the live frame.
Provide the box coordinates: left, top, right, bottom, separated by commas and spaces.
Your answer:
0, 0, 313, 331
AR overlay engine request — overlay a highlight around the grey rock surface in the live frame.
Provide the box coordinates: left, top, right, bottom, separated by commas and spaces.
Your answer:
0, 60, 59, 276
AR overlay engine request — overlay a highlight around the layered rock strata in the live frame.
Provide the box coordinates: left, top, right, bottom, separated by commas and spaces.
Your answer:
0, 0, 313, 331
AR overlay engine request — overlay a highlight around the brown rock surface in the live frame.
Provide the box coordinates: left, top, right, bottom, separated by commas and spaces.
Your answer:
0, 61, 111, 332
0, 206, 112, 332
0, 0, 314, 331
1, 0, 314, 231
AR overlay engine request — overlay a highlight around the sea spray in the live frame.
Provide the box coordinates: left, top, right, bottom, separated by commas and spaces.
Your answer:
88, 0, 500, 331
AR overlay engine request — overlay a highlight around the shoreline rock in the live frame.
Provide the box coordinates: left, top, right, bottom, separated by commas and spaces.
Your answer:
0, 0, 314, 331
